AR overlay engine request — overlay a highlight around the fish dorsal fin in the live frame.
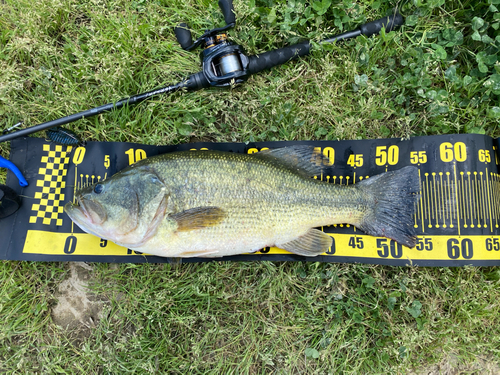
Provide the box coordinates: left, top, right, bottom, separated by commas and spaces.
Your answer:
170, 206, 225, 232
254, 146, 326, 177
276, 229, 332, 256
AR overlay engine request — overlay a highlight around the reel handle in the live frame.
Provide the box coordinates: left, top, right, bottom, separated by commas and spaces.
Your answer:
174, 23, 193, 50
174, 0, 235, 50
218, 0, 235, 25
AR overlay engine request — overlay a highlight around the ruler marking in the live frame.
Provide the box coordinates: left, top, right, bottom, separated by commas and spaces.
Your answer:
486, 168, 493, 232
419, 169, 425, 233
496, 173, 500, 227
433, 173, 440, 228
72, 165, 78, 233
461, 172, 467, 226
425, 173, 431, 227
468, 172, 474, 227
477, 172, 482, 226
481, 172, 491, 228
440, 172, 447, 227
494, 173, 500, 228
450, 176, 454, 227
459, 172, 464, 226
423, 173, 427, 222
477, 172, 483, 227
474, 172, 479, 226
480, 172, 487, 228
438, 175, 443, 226
454, 163, 461, 236
477, 172, 481, 225
492, 173, 497, 226
471, 172, 476, 225
446, 172, 453, 228
414, 200, 418, 229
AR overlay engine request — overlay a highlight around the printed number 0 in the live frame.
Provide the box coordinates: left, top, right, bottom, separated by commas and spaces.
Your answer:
64, 236, 77, 254
72, 147, 86, 165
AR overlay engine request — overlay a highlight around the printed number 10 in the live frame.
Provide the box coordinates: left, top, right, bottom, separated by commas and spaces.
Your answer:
125, 148, 147, 165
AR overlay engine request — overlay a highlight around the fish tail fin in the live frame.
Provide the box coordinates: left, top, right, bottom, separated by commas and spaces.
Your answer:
356, 166, 420, 248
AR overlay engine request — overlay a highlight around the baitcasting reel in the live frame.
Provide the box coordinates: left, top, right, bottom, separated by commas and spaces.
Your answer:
173, 0, 249, 88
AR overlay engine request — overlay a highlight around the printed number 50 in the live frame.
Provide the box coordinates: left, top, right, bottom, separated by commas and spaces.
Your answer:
375, 145, 399, 166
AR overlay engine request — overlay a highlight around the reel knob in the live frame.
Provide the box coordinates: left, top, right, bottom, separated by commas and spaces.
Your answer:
218, 0, 235, 26
174, 23, 193, 50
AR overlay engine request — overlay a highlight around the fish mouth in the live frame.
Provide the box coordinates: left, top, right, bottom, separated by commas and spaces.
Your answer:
64, 196, 86, 222
64, 195, 106, 226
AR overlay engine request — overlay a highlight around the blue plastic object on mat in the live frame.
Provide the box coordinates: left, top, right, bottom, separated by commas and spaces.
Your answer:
0, 155, 28, 187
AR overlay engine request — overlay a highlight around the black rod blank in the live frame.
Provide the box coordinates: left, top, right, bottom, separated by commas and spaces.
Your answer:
0, 82, 185, 143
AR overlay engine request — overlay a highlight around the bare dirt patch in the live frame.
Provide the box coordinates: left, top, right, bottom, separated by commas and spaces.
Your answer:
51, 262, 108, 336
411, 353, 500, 375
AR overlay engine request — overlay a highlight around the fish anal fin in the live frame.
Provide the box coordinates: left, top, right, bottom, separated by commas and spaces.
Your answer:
170, 206, 225, 232
276, 229, 332, 257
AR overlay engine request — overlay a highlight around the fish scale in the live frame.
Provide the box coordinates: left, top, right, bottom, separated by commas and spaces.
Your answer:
64, 146, 420, 258
154, 154, 355, 240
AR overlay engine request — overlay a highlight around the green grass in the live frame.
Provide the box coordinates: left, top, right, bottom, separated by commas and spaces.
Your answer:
1, 0, 500, 373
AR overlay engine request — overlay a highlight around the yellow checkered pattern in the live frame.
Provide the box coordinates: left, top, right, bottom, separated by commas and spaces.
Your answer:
30, 144, 73, 226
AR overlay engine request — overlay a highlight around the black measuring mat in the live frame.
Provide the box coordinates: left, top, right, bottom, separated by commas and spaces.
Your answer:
1, 135, 500, 266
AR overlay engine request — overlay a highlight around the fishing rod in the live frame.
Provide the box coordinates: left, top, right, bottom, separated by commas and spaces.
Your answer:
0, 0, 404, 144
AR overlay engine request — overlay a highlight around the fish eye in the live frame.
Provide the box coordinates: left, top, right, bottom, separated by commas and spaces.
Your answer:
93, 184, 104, 194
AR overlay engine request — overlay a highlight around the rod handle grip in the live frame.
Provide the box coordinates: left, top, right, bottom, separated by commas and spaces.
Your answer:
359, 13, 404, 37
247, 41, 311, 75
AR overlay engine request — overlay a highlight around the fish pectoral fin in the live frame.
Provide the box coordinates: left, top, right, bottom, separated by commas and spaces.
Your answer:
170, 206, 225, 232
276, 229, 332, 257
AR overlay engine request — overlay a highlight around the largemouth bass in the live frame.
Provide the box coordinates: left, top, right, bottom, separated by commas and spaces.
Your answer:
64, 146, 420, 258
